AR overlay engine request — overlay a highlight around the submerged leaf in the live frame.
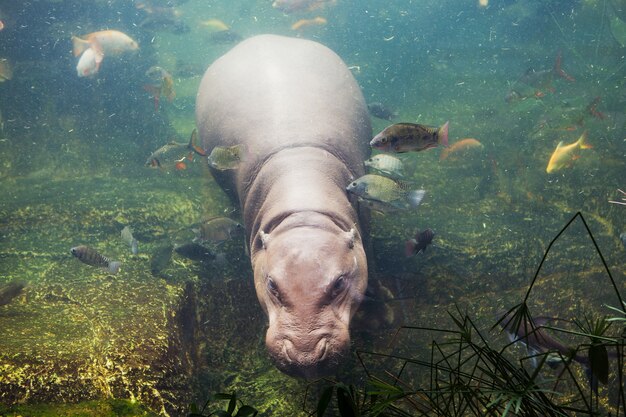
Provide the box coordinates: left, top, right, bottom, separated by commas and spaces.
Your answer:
588, 343, 609, 385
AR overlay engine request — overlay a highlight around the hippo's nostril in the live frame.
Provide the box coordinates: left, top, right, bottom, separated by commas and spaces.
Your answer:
316, 338, 328, 361
282, 339, 295, 363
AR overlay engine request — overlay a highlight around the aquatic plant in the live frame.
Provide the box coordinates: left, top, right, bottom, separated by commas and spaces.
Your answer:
309, 212, 626, 416
188, 392, 259, 417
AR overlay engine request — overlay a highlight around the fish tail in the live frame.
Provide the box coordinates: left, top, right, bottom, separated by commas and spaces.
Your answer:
553, 51, 575, 82
72, 36, 89, 57
107, 261, 121, 274
188, 129, 207, 156
407, 189, 426, 208
438, 121, 449, 147
578, 131, 592, 149
404, 239, 417, 257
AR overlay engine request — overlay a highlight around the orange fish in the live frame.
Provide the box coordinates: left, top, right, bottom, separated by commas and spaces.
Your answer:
72, 30, 139, 72
144, 66, 175, 111
439, 138, 483, 161
291, 16, 327, 31
546, 131, 592, 173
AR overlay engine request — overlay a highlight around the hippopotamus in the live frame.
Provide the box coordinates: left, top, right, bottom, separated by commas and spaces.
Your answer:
195, 34, 371, 378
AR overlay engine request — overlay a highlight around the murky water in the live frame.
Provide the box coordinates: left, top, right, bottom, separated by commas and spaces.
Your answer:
0, 0, 624, 415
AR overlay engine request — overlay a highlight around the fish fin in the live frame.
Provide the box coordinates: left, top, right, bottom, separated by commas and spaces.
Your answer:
91, 43, 105, 64
108, 261, 121, 274
72, 36, 89, 57
553, 51, 575, 82
439, 121, 449, 147
404, 239, 416, 257
555, 140, 564, 149
578, 131, 592, 149
188, 129, 207, 156
407, 189, 426, 208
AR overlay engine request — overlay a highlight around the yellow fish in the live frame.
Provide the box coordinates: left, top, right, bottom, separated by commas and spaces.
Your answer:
546, 131, 592, 173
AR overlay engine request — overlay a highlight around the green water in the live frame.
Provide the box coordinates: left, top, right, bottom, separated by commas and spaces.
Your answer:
0, 0, 624, 415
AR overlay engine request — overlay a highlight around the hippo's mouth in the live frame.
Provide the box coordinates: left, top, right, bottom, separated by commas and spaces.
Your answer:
282, 337, 329, 364
270, 334, 346, 379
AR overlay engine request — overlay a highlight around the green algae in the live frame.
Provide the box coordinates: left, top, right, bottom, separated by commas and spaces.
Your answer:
0, 398, 159, 417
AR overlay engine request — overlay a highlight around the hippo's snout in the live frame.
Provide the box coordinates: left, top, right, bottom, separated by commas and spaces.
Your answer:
268, 332, 348, 379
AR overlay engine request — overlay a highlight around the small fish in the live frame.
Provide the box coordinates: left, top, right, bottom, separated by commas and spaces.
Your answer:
120, 226, 139, 255
76, 47, 98, 77
291, 16, 327, 31
272, 0, 336, 13
207, 144, 246, 170
0, 58, 13, 82
146, 129, 206, 170
70, 245, 121, 274
0, 281, 25, 307
505, 52, 574, 103
370, 121, 449, 153
150, 243, 173, 277
346, 174, 425, 210
144, 66, 175, 111
439, 138, 483, 161
546, 131, 592, 173
72, 30, 139, 76
364, 154, 405, 178
367, 102, 397, 121
136, 1, 186, 32
192, 217, 244, 245
0, 20, 4, 31
620, 232, 626, 249
497, 311, 602, 392
174, 242, 215, 263
199, 18, 230, 32
405, 228, 435, 257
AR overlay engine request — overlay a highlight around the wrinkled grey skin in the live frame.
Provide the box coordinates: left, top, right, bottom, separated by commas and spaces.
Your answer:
196, 35, 371, 378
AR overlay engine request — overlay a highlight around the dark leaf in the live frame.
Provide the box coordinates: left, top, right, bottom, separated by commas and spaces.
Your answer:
235, 405, 258, 417
589, 343, 609, 385
316, 385, 334, 417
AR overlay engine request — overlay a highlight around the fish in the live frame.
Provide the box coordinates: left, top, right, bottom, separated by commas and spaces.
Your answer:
620, 232, 626, 249
76, 47, 98, 78
146, 129, 206, 170
505, 52, 574, 103
367, 102, 398, 121
364, 154, 405, 178
120, 226, 139, 255
405, 228, 435, 257
136, 1, 187, 33
439, 138, 484, 161
72, 30, 139, 74
498, 311, 601, 392
290, 16, 327, 31
192, 216, 244, 245
0, 281, 25, 307
207, 144, 247, 170
199, 18, 230, 32
370, 121, 449, 153
150, 244, 173, 278
346, 174, 426, 210
174, 242, 216, 263
70, 245, 121, 274
546, 131, 592, 173
144, 66, 176, 111
272, 0, 336, 13
0, 20, 4, 31
0, 58, 13, 82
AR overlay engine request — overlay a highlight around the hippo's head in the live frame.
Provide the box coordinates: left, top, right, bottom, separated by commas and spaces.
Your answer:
252, 214, 367, 379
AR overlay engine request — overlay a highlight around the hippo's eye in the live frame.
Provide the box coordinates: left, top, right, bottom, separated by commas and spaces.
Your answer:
330, 276, 346, 299
267, 278, 280, 300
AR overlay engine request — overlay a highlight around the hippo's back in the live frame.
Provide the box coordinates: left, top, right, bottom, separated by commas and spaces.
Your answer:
195, 35, 371, 197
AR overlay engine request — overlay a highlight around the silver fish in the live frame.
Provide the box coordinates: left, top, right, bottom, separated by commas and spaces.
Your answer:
121, 226, 139, 255
192, 216, 243, 245
70, 245, 121, 274
364, 154, 405, 178
207, 144, 246, 170
347, 174, 425, 210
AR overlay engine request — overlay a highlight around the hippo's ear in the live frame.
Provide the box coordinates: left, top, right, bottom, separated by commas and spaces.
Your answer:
344, 228, 356, 249
259, 230, 271, 249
